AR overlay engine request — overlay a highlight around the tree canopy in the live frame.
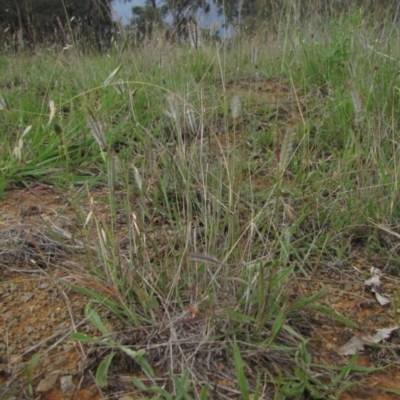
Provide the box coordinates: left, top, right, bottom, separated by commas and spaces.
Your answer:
129, 0, 212, 39
128, 0, 400, 39
1, 0, 398, 48
0, 0, 114, 46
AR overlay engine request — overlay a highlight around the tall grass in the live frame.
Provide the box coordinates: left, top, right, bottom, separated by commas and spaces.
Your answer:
1, 6, 400, 398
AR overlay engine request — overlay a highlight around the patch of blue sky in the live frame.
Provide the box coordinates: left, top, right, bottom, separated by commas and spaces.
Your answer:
112, 0, 222, 29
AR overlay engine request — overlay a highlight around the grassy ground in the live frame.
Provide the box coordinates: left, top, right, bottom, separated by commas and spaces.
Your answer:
1, 8, 400, 399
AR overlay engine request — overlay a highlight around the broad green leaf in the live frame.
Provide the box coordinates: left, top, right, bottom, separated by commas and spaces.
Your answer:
299, 340, 311, 365
131, 378, 147, 391
85, 302, 108, 335
134, 356, 155, 379
96, 352, 116, 387
269, 306, 287, 343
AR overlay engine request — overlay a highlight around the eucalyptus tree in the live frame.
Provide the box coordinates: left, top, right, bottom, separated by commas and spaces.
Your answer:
0, 0, 114, 47
129, 0, 212, 40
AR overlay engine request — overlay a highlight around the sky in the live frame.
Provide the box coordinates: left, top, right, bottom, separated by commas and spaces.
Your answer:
112, 0, 140, 24
112, 0, 221, 27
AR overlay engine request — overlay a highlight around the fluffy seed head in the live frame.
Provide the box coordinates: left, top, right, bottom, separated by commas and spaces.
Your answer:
186, 107, 198, 135
230, 95, 242, 119
347, 81, 364, 127
87, 116, 107, 148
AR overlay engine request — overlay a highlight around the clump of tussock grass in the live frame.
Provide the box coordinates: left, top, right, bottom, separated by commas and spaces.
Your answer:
164, 93, 202, 143
0, 225, 77, 269
3, 10, 400, 398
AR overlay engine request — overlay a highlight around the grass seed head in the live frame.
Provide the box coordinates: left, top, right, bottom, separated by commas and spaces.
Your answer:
186, 107, 198, 135
187, 18, 201, 49
279, 128, 296, 171
48, 100, 56, 126
164, 94, 181, 123
251, 43, 258, 65
347, 81, 364, 127
0, 94, 10, 110
87, 116, 107, 149
132, 165, 143, 191
231, 95, 242, 119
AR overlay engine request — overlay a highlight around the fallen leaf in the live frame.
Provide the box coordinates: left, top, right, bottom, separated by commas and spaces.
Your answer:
338, 336, 365, 356
375, 292, 390, 307
36, 372, 59, 393
370, 326, 399, 343
339, 326, 399, 355
364, 267, 390, 306
364, 275, 380, 287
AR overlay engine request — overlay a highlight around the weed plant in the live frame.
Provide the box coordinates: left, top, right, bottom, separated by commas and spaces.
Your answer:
1, 6, 400, 399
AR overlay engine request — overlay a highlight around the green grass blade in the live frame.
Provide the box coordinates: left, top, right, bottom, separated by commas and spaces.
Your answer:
268, 306, 287, 344
199, 384, 209, 400
310, 304, 358, 329
70, 332, 105, 344
233, 337, 250, 400
333, 349, 359, 385
171, 371, 191, 400
378, 387, 400, 396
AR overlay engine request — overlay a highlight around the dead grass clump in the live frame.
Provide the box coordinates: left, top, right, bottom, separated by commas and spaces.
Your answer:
0, 225, 77, 269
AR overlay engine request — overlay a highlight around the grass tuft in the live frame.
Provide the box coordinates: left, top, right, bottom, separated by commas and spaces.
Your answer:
1, 7, 400, 398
